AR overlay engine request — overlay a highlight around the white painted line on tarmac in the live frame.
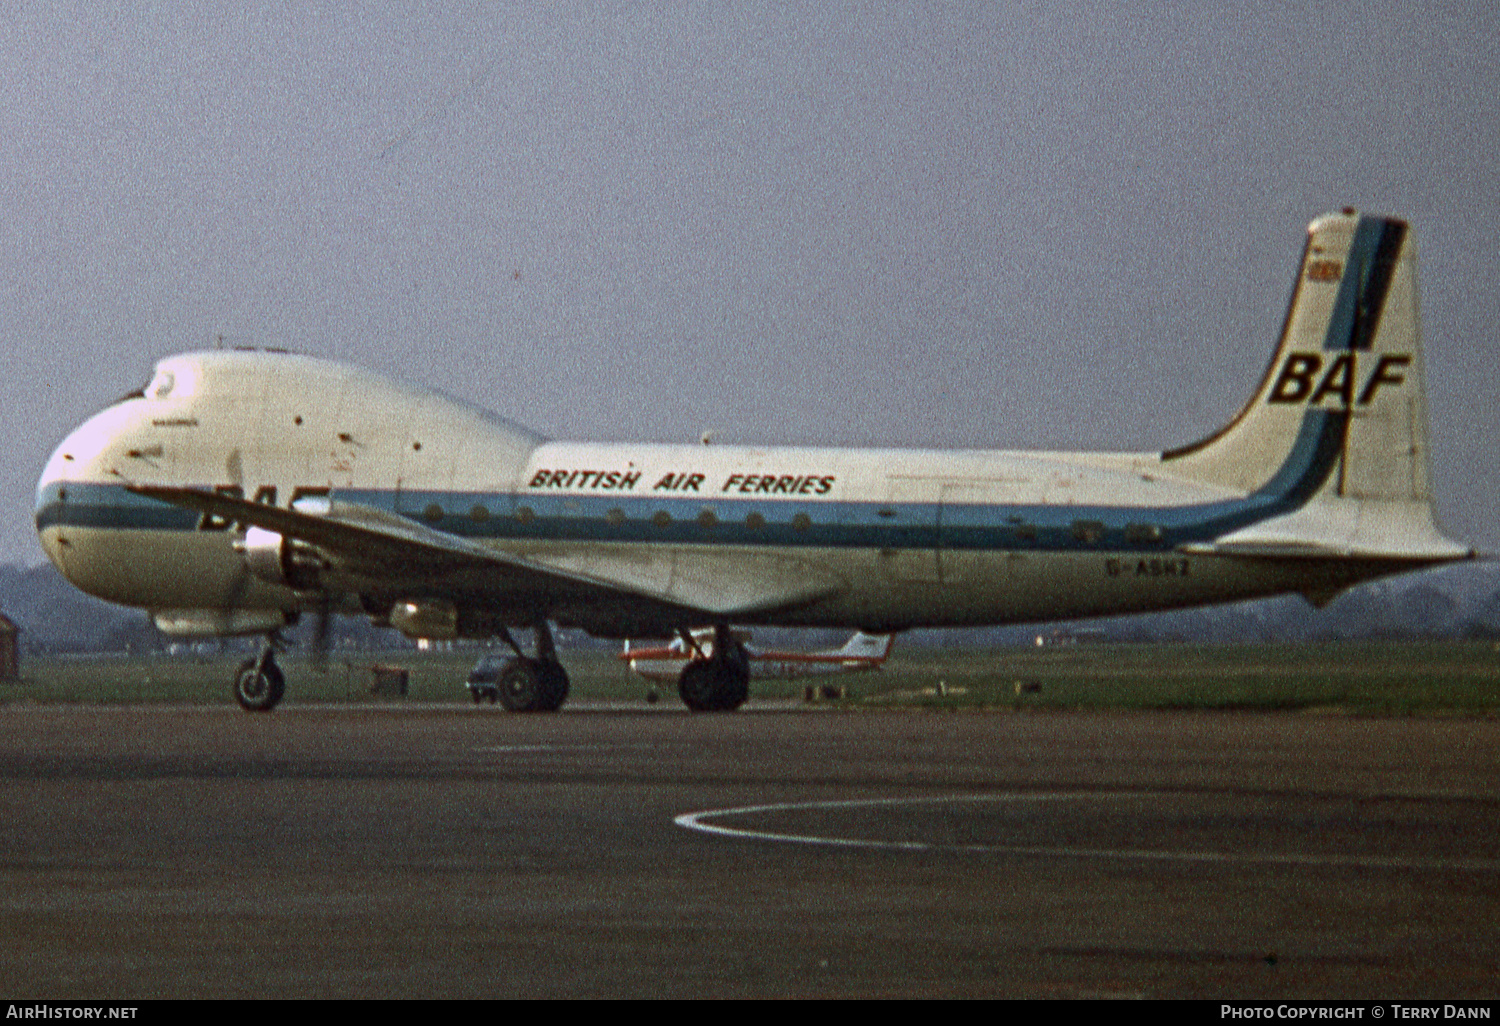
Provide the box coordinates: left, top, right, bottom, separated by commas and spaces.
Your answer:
675, 792, 1500, 872
473, 742, 673, 753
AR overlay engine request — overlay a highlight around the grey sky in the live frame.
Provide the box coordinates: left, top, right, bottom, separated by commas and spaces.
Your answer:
3, 2, 1497, 566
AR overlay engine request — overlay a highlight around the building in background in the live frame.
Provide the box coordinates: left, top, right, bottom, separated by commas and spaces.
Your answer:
0, 611, 18, 681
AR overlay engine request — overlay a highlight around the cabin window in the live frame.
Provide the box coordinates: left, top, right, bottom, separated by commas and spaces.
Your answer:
1071, 520, 1105, 544
745, 512, 765, 530
697, 509, 718, 528
605, 508, 626, 526
652, 511, 672, 528
792, 512, 812, 533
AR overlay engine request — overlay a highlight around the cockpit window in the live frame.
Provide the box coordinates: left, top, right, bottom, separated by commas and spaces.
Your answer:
147, 370, 176, 399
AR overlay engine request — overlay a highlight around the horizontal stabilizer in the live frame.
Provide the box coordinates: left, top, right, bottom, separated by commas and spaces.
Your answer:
1180, 495, 1473, 562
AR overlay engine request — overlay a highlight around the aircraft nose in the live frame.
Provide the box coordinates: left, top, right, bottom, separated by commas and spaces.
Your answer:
34, 404, 125, 577
35, 482, 68, 576
35, 446, 80, 574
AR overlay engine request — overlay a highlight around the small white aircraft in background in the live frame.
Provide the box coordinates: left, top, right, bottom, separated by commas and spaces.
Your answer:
35, 210, 1474, 713
622, 630, 893, 683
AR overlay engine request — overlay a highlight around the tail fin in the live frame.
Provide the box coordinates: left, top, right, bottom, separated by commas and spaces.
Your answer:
834, 632, 894, 662
1162, 210, 1468, 560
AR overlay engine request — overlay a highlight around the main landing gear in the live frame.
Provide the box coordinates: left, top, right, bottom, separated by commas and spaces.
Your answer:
493, 620, 570, 713
677, 624, 750, 712
478, 620, 749, 713
228, 619, 748, 715
234, 646, 285, 712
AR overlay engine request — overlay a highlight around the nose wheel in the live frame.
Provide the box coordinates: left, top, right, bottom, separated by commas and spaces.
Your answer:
233, 649, 285, 712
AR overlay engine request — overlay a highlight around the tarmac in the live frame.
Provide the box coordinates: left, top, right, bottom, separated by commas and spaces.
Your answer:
0, 700, 1497, 998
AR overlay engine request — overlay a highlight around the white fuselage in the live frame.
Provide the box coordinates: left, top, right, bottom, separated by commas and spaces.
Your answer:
35, 350, 1421, 637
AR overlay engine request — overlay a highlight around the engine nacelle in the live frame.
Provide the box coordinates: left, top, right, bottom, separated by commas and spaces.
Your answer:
389, 599, 458, 640
153, 608, 293, 637
387, 599, 511, 641
237, 526, 327, 592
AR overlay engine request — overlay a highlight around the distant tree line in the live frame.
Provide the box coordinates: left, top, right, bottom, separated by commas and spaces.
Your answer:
4, 560, 1499, 656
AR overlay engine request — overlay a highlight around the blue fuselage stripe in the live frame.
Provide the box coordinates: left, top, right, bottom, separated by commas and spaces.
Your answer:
28, 473, 1319, 556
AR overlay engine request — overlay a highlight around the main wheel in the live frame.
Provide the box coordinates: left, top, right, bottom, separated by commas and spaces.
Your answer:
678, 658, 749, 712
536, 659, 570, 712
678, 660, 717, 711
234, 656, 285, 712
498, 657, 568, 713
716, 662, 749, 711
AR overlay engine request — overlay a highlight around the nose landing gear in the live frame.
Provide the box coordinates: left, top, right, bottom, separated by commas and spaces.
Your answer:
233, 647, 285, 712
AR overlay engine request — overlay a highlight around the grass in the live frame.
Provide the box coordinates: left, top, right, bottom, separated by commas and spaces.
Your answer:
855, 640, 1500, 715
1, 648, 629, 707
3, 640, 1499, 715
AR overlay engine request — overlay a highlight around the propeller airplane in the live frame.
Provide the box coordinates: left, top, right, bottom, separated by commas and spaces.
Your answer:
35, 210, 1473, 712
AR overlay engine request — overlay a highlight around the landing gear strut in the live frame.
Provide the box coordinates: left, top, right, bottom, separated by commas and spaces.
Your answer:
495, 620, 570, 713
234, 646, 285, 712
677, 624, 750, 712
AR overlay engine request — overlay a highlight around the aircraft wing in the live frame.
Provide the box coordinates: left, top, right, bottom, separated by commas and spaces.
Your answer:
621, 628, 891, 683
528, 545, 841, 617
126, 484, 844, 621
